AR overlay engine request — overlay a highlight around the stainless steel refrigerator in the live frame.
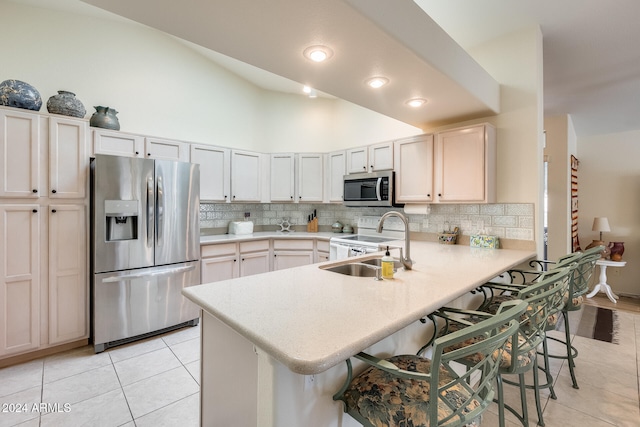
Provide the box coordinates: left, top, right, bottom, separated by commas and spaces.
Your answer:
91, 154, 200, 353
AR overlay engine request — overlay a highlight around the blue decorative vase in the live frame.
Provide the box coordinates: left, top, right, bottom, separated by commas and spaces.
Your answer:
0, 79, 43, 111
47, 90, 86, 118
90, 106, 120, 130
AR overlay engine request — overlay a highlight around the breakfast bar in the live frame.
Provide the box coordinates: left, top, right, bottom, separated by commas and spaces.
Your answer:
183, 241, 535, 426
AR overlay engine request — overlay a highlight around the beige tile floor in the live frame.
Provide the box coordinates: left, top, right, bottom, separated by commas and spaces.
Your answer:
0, 294, 638, 427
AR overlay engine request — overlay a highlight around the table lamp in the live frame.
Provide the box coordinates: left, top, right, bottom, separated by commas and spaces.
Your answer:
585, 217, 611, 257
592, 217, 610, 241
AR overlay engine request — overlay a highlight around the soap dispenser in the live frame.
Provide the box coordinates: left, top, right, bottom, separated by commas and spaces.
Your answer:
381, 246, 394, 279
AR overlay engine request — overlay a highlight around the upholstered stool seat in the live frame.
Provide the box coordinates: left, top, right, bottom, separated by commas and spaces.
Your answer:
334, 301, 527, 427
343, 354, 482, 427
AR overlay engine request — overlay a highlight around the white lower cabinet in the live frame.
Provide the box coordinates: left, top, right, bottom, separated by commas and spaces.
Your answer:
48, 204, 88, 345
201, 238, 330, 283
273, 239, 314, 271
316, 240, 330, 263
0, 205, 40, 357
239, 241, 270, 277
0, 202, 89, 359
201, 243, 239, 283
201, 240, 271, 283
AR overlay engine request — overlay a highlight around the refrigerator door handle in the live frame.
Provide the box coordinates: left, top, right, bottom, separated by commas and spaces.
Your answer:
147, 176, 155, 248
100, 264, 197, 283
157, 175, 164, 247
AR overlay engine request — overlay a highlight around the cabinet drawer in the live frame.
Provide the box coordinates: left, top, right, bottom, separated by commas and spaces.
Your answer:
316, 240, 330, 252
239, 240, 270, 253
201, 242, 237, 258
273, 239, 314, 250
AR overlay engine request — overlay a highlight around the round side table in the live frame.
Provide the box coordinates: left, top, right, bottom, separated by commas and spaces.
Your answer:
586, 259, 626, 303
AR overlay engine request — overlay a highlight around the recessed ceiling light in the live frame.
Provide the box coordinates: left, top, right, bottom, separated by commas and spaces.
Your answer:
302, 85, 317, 98
406, 98, 427, 108
366, 77, 389, 89
303, 45, 333, 63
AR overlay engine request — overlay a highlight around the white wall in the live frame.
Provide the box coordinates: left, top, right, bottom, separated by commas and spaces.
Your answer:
578, 130, 640, 296
0, 1, 420, 153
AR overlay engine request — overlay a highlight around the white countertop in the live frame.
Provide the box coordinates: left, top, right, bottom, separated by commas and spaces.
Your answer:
184, 241, 535, 375
200, 231, 336, 244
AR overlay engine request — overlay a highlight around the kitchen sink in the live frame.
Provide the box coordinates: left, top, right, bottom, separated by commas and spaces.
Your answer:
322, 263, 380, 277
321, 257, 403, 278
360, 257, 403, 270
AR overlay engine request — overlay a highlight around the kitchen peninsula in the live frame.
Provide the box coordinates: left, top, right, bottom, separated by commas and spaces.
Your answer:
183, 241, 535, 426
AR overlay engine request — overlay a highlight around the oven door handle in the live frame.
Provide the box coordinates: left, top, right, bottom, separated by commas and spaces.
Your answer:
376, 177, 382, 201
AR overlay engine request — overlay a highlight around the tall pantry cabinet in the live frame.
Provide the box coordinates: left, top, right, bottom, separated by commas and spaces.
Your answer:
0, 106, 89, 359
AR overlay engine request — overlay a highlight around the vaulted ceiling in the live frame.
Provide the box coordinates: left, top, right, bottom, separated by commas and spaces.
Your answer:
16, 0, 640, 137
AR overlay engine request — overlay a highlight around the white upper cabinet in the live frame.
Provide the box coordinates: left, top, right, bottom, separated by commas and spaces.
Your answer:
190, 144, 231, 203
0, 108, 40, 198
231, 150, 262, 202
434, 124, 496, 203
326, 150, 346, 202
144, 136, 189, 161
93, 130, 188, 162
346, 142, 393, 174
346, 146, 368, 174
270, 153, 295, 202
298, 153, 323, 202
368, 141, 394, 172
93, 129, 144, 158
394, 134, 434, 203
49, 117, 88, 199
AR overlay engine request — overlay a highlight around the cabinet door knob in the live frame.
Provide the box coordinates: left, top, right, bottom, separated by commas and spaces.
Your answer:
32, 189, 38, 193
234, 259, 237, 262
370, 165, 373, 169
242, 258, 245, 261
51, 189, 57, 194
135, 151, 139, 155
51, 209, 57, 213
233, 195, 236, 199
224, 195, 228, 199
147, 153, 151, 156
438, 193, 442, 197
290, 196, 293, 199
32, 209, 38, 213
362, 166, 366, 170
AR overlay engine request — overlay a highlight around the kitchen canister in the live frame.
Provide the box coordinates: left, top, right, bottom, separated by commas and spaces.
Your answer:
0, 79, 43, 111
90, 105, 120, 130
47, 90, 86, 118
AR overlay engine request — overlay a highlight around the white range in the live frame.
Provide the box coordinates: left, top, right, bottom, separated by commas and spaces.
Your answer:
329, 215, 405, 260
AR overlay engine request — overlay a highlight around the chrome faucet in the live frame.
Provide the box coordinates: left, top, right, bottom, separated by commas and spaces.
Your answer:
376, 211, 413, 270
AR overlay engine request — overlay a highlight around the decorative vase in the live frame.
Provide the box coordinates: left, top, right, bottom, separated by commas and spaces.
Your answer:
608, 242, 625, 261
585, 239, 610, 259
0, 79, 42, 111
46, 90, 86, 118
90, 106, 120, 130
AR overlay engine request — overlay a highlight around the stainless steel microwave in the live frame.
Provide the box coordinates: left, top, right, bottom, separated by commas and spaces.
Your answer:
343, 171, 402, 207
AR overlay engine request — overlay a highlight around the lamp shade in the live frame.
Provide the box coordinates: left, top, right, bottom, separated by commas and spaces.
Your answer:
592, 217, 611, 232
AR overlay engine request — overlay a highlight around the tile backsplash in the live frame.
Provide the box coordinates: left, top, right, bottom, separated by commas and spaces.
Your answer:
200, 203, 535, 240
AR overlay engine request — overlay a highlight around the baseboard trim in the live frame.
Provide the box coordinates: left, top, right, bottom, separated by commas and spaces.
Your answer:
0, 339, 89, 368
